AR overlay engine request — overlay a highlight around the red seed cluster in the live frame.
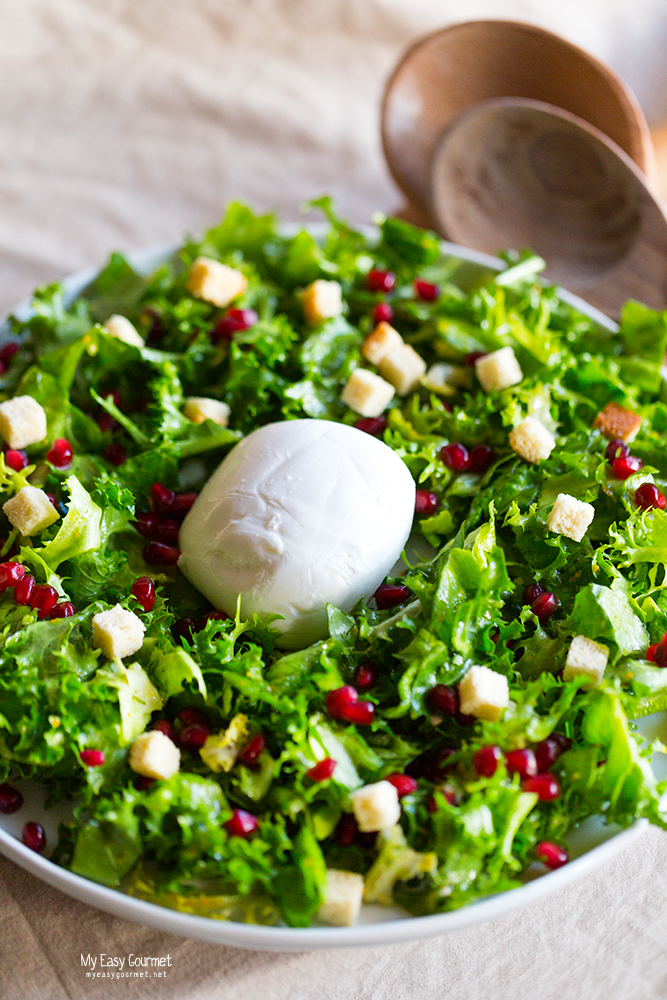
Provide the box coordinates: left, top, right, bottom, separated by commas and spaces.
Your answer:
373, 583, 411, 610
22, 821, 46, 853
606, 438, 643, 480
384, 772, 417, 797
536, 841, 568, 869
415, 489, 440, 516
0, 563, 75, 619
212, 309, 258, 343
414, 279, 440, 302
325, 685, 375, 725
46, 438, 74, 469
4, 448, 28, 471
224, 808, 259, 837
354, 415, 387, 437
440, 442, 470, 472
130, 576, 156, 612
307, 758, 337, 782
366, 270, 396, 294
80, 749, 105, 767
635, 483, 667, 511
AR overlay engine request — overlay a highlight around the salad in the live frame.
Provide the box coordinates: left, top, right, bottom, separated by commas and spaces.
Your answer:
0, 199, 666, 929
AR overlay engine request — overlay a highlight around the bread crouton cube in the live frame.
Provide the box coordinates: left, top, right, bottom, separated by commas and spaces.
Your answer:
547, 493, 595, 542
318, 870, 365, 926
92, 604, 146, 660
563, 635, 609, 685
475, 346, 523, 392
186, 256, 247, 308
0, 395, 47, 450
594, 401, 642, 443
183, 397, 230, 427
103, 314, 145, 349
3, 486, 59, 536
129, 730, 181, 781
509, 417, 556, 463
378, 344, 427, 395
422, 362, 470, 393
351, 780, 401, 832
457, 665, 510, 721
362, 322, 404, 365
341, 368, 394, 417
302, 279, 343, 324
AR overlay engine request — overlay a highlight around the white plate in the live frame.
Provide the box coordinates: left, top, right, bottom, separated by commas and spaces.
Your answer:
0, 233, 662, 950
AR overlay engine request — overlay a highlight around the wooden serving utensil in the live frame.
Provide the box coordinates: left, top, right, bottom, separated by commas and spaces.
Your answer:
382, 19, 655, 220
429, 98, 667, 319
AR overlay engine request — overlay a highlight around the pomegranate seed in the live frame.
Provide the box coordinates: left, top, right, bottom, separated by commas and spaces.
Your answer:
152, 719, 177, 742
653, 637, 667, 667
374, 583, 411, 609
474, 745, 502, 777
551, 733, 572, 754
0, 342, 18, 365
428, 685, 459, 715
143, 541, 180, 566
134, 512, 160, 538
468, 445, 495, 474
605, 438, 629, 464
30, 584, 59, 619
613, 454, 643, 480
384, 773, 417, 797
179, 723, 209, 753
171, 491, 197, 518
523, 582, 544, 605
354, 661, 379, 690
22, 821, 46, 853
506, 748, 538, 780
341, 701, 375, 725
80, 749, 105, 767
532, 592, 558, 624
212, 309, 258, 343
177, 706, 209, 728
647, 643, 658, 662
440, 442, 470, 472
150, 482, 175, 514
373, 302, 394, 324
154, 519, 180, 545
415, 489, 440, 515
523, 773, 561, 800
534, 738, 562, 772
465, 351, 486, 366
0, 783, 23, 813
46, 438, 73, 469
131, 576, 156, 612
14, 573, 35, 605
0, 561, 25, 589
536, 841, 568, 869
173, 617, 196, 644
225, 808, 258, 837
51, 601, 75, 618
335, 814, 358, 847
414, 279, 440, 301
103, 443, 126, 466
135, 775, 156, 790
405, 747, 455, 781
307, 758, 337, 781
366, 269, 396, 293
238, 734, 266, 769
96, 411, 118, 432
635, 483, 667, 511
354, 415, 387, 436
4, 449, 27, 471
326, 686, 358, 719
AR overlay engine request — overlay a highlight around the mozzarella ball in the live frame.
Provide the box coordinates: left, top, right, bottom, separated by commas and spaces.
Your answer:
178, 419, 415, 648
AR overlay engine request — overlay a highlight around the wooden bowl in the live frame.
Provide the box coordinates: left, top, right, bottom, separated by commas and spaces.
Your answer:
429, 98, 667, 319
382, 20, 655, 214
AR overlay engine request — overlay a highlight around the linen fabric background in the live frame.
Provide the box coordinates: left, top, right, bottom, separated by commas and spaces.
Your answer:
1, 2, 667, 998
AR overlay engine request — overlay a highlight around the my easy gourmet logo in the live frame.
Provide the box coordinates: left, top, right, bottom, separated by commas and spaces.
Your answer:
81, 953, 173, 980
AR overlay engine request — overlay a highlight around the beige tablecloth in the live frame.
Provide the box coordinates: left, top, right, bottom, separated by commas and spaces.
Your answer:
2, 3, 667, 998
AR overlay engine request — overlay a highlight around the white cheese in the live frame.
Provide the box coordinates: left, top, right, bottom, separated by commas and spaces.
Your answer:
351, 780, 401, 832
129, 730, 180, 781
318, 870, 365, 926
563, 635, 609, 685
0, 395, 47, 450
103, 314, 145, 349
547, 493, 595, 542
92, 604, 146, 660
457, 665, 510, 721
178, 419, 415, 649
3, 485, 59, 536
